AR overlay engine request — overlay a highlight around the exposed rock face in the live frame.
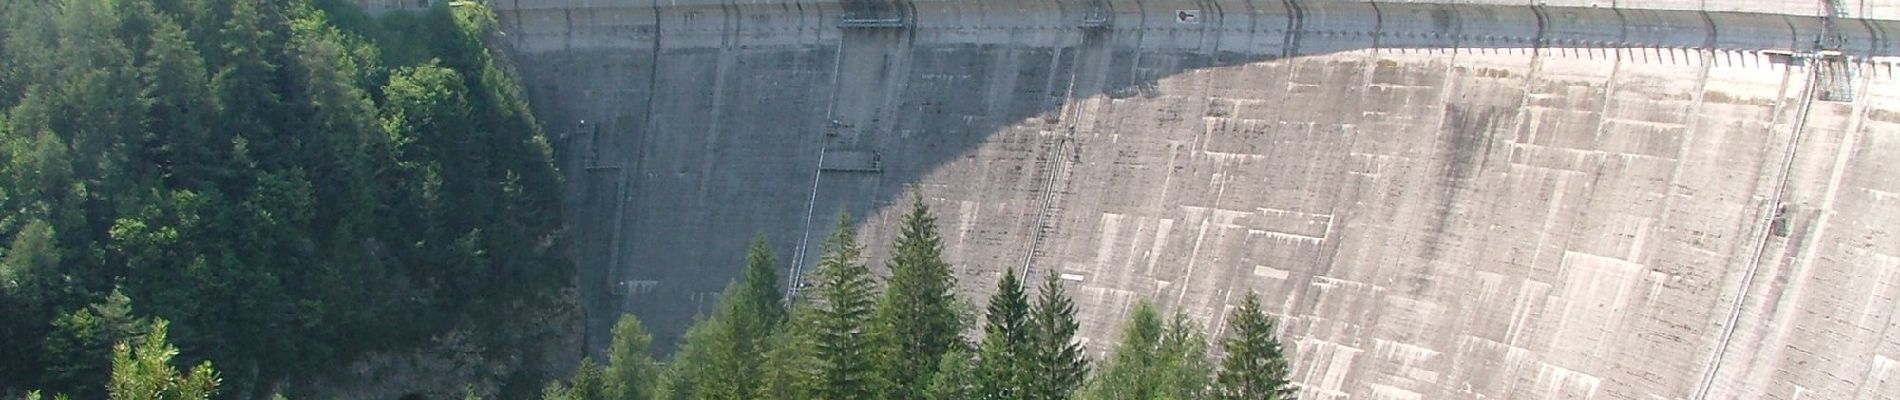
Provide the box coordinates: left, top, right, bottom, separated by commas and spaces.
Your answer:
496, 1, 1900, 398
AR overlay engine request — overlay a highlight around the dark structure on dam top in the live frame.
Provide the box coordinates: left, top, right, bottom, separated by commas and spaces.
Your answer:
443, 0, 1900, 398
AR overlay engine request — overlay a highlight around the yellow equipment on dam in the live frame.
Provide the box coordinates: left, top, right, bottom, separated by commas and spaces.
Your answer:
470, 0, 1900, 398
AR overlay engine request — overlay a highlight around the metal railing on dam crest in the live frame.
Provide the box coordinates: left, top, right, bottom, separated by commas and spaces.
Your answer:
468, 1, 1900, 399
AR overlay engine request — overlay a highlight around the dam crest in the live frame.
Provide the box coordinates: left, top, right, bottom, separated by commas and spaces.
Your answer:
464, 1, 1900, 398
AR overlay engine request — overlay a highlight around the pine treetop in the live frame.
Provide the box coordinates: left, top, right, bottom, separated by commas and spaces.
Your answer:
808, 211, 880, 400
1216, 292, 1295, 400
974, 269, 1032, 400
1028, 272, 1088, 400
873, 194, 964, 400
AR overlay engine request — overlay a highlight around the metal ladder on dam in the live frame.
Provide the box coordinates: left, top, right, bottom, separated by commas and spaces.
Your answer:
1020, 133, 1079, 278
1817, 0, 1857, 102
1692, 2, 1855, 397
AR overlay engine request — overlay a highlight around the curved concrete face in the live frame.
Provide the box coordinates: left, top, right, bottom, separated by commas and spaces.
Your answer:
493, 0, 1900, 398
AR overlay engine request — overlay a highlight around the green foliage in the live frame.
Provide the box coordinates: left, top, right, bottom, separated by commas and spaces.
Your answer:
544, 326, 669, 400
1087, 302, 1162, 400
758, 303, 822, 400
1156, 315, 1216, 400
604, 315, 659, 400
741, 235, 786, 331
540, 358, 605, 400
108, 320, 219, 400
1, 219, 58, 302
0, 0, 569, 395
1214, 292, 1294, 400
44, 288, 149, 400
1028, 272, 1089, 400
660, 238, 785, 400
612, 228, 1291, 400
1083, 302, 1212, 400
923, 347, 976, 400
974, 269, 1032, 400
655, 327, 704, 400
806, 212, 881, 400
871, 195, 963, 400
0, 218, 63, 395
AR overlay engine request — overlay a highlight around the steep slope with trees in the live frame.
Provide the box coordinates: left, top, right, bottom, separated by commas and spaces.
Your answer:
0, 0, 573, 397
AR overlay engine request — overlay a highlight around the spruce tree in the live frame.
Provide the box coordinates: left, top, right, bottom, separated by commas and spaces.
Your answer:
659, 237, 784, 400
604, 315, 658, 400
1215, 292, 1294, 400
1029, 272, 1088, 400
1083, 303, 1213, 400
924, 347, 977, 400
541, 358, 607, 400
656, 317, 711, 400
107, 320, 219, 400
808, 211, 880, 400
567, 358, 609, 400
1085, 301, 1165, 400
974, 269, 1032, 400
742, 234, 787, 329
45, 288, 149, 400
873, 195, 963, 400
1157, 314, 1215, 400
694, 285, 758, 400
760, 302, 822, 400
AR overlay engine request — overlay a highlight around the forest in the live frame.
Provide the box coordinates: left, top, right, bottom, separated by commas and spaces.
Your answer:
545, 200, 1299, 400
0, 0, 1297, 399
0, 0, 570, 397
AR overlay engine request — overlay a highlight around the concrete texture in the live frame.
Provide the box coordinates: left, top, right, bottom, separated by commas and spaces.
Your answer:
486, 0, 1900, 398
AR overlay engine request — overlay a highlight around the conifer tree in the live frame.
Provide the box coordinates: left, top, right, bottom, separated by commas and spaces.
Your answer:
0, 0, 573, 394
873, 195, 963, 400
1083, 302, 1212, 400
924, 347, 977, 400
604, 315, 658, 400
556, 283, 660, 400
808, 211, 880, 400
1215, 292, 1294, 400
974, 269, 1032, 400
107, 320, 219, 400
542, 358, 605, 400
1086, 301, 1165, 400
657, 237, 784, 400
1157, 314, 1215, 400
1028, 272, 1089, 400
760, 302, 821, 400
657, 319, 712, 400
742, 234, 786, 329
44, 288, 149, 400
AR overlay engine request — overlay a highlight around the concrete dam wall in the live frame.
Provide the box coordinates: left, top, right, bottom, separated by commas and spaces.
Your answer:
491, 0, 1900, 398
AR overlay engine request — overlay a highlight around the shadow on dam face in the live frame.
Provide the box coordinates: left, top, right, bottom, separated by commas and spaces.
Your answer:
493, 0, 1900, 398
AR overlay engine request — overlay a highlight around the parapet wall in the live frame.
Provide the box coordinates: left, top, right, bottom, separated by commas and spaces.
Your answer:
491, 0, 1900, 24
488, 0, 1900, 399
497, 0, 1900, 57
